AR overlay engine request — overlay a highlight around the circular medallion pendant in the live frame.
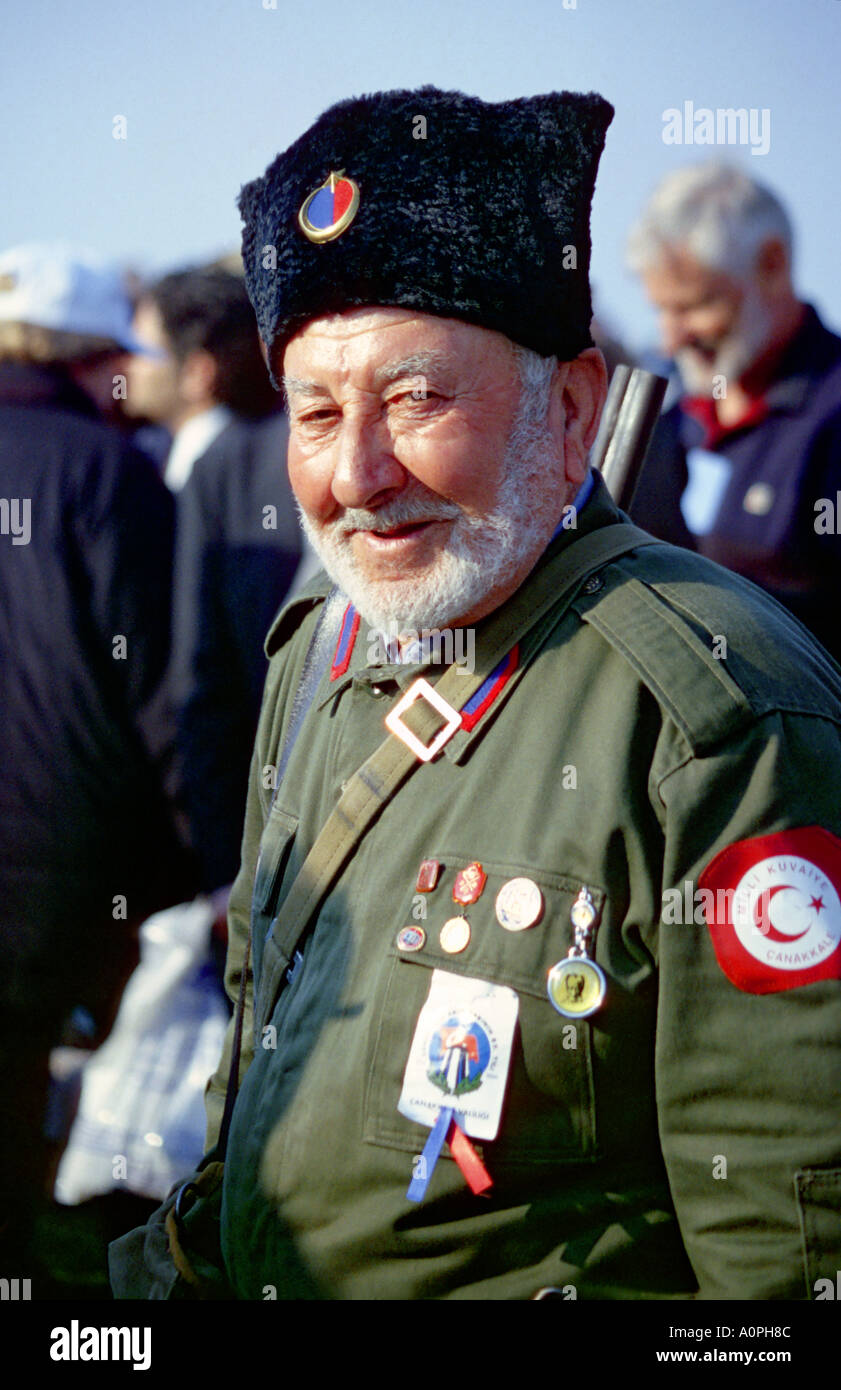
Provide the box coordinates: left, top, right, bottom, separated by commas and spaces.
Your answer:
547, 957, 607, 1018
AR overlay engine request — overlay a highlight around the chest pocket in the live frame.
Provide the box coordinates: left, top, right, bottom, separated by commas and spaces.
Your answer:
363, 853, 604, 1168
250, 803, 299, 990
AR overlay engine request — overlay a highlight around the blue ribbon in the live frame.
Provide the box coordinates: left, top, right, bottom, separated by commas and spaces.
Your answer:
406, 1105, 453, 1203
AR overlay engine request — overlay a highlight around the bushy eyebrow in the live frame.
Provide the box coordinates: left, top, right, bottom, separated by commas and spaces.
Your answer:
371, 352, 452, 389
282, 375, 324, 401
282, 351, 453, 404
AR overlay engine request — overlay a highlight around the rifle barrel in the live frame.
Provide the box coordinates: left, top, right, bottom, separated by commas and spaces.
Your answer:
596, 366, 668, 512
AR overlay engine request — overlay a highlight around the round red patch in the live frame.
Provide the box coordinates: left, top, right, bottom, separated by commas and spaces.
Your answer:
698, 826, 841, 993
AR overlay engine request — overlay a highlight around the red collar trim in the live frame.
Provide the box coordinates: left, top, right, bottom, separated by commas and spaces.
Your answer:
682, 393, 770, 449
459, 645, 519, 732
330, 604, 360, 680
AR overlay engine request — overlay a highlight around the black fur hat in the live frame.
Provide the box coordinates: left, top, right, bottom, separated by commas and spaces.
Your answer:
238, 85, 614, 382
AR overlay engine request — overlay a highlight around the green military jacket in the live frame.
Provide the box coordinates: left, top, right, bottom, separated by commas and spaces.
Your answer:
206, 473, 841, 1300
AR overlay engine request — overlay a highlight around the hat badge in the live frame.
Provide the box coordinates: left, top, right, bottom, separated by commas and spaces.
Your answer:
298, 170, 360, 243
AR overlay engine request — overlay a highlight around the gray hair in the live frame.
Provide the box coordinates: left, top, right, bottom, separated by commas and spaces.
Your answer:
626, 163, 793, 277
512, 342, 556, 427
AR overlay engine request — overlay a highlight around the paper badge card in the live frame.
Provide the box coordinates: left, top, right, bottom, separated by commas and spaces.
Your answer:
398, 969, 518, 1141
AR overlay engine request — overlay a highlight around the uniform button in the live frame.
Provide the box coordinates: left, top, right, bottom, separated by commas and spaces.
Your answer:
743, 481, 774, 515
371, 684, 384, 696
582, 574, 603, 594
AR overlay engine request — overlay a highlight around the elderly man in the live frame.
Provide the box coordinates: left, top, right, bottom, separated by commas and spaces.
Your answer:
112, 87, 841, 1302
627, 164, 841, 663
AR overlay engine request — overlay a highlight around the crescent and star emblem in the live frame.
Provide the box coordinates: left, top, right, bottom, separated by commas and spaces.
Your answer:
753, 883, 825, 943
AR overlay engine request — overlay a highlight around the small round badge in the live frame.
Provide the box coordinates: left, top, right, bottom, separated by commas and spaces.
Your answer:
547, 957, 607, 1018
743, 482, 775, 516
397, 925, 426, 953
298, 171, 360, 244
495, 878, 544, 932
439, 917, 471, 954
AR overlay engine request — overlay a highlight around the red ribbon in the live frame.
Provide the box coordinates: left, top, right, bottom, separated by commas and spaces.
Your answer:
448, 1118, 493, 1196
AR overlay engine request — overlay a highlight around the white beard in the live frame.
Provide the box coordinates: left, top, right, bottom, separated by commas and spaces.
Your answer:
675, 279, 776, 397
297, 396, 562, 632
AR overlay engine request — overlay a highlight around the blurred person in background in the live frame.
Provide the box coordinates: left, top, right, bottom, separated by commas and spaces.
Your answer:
0, 243, 192, 1282
627, 164, 841, 661
124, 266, 277, 492
171, 411, 307, 910
590, 303, 636, 381
127, 265, 308, 930
0, 243, 140, 430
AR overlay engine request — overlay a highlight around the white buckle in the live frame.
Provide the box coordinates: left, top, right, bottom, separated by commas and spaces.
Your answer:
385, 677, 462, 762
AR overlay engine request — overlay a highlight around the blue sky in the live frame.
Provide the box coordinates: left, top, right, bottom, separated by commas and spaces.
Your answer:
2, 0, 838, 352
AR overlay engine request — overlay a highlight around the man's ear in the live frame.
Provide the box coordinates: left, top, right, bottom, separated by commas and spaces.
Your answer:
754, 236, 791, 293
550, 348, 608, 485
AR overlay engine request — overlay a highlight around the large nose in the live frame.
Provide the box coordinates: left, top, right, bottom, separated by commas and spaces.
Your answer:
659, 309, 694, 357
330, 414, 405, 510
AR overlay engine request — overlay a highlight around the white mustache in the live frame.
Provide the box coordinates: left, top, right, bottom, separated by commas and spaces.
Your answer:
333, 498, 462, 537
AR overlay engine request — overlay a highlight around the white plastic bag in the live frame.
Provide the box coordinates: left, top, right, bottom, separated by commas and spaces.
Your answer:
55, 898, 230, 1203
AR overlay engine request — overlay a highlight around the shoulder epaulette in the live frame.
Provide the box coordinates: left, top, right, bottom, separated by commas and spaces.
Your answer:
571, 545, 841, 753
264, 570, 333, 658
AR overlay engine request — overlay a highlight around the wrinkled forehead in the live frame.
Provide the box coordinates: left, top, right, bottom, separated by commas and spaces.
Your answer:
280, 305, 519, 396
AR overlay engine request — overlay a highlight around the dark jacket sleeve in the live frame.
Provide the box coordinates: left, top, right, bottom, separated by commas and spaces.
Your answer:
170, 419, 302, 893
73, 439, 193, 916
628, 406, 696, 551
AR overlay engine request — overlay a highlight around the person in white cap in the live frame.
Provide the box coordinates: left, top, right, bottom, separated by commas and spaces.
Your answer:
0, 242, 193, 1287
0, 242, 155, 427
